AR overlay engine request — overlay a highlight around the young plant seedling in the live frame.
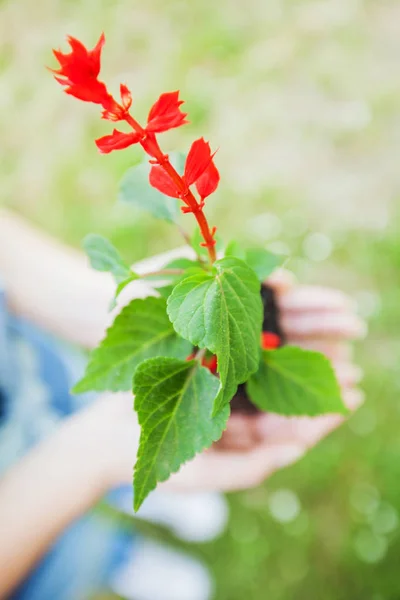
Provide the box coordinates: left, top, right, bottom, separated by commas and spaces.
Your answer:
50, 34, 347, 511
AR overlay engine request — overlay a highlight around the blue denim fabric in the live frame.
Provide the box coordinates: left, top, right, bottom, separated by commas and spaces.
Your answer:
0, 287, 135, 600
10, 514, 133, 600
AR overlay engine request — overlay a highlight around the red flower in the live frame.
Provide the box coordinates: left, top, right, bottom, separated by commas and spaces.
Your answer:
51, 34, 108, 103
261, 331, 281, 350
148, 137, 219, 202
97, 90, 188, 155
196, 159, 220, 199
102, 84, 133, 121
184, 138, 213, 186
120, 84, 132, 110
149, 166, 180, 198
52, 34, 103, 81
95, 129, 141, 154
146, 91, 188, 133
51, 36, 188, 149
202, 354, 218, 373
51, 34, 127, 120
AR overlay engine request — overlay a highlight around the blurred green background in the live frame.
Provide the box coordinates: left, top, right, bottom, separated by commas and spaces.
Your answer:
1, 0, 400, 598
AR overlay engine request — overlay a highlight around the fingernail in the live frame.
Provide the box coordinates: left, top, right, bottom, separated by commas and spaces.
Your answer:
344, 389, 365, 411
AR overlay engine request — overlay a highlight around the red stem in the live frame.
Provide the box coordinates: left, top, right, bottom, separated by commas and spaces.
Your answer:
124, 114, 217, 264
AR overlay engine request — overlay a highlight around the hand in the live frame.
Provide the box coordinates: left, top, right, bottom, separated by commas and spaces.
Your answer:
163, 270, 366, 492
88, 266, 365, 494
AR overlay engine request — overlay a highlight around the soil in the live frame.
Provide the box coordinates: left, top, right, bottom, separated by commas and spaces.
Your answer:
230, 284, 285, 415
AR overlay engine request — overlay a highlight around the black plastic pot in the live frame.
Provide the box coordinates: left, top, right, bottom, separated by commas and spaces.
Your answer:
230, 284, 285, 414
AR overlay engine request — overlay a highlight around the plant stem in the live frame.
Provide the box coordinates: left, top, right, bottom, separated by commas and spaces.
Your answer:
124, 114, 217, 264
177, 224, 205, 264
195, 347, 206, 363
140, 268, 186, 278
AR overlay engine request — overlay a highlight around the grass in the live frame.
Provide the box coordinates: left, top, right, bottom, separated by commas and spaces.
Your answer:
1, 0, 400, 597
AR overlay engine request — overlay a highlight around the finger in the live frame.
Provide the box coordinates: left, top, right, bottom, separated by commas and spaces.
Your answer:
287, 339, 353, 362
163, 442, 305, 492
266, 269, 297, 294
281, 312, 367, 340
279, 286, 355, 314
333, 361, 363, 388
255, 388, 364, 446
343, 387, 365, 410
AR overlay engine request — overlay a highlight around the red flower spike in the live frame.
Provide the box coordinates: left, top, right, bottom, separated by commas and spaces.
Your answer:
95, 129, 141, 154
146, 91, 188, 133
50, 35, 219, 263
184, 138, 213, 186
149, 166, 180, 198
261, 331, 281, 350
195, 158, 220, 199
51, 33, 111, 106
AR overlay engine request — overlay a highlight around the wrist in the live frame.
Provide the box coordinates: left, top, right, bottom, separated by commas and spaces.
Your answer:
56, 404, 114, 499
70, 393, 140, 491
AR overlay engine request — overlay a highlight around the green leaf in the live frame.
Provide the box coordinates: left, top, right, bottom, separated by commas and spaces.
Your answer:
119, 153, 185, 223
108, 274, 140, 310
114, 275, 140, 299
224, 240, 246, 260
83, 234, 137, 283
246, 346, 347, 416
148, 257, 206, 299
225, 242, 281, 282
159, 257, 199, 273
167, 257, 263, 414
133, 357, 230, 511
73, 297, 192, 393
245, 249, 282, 281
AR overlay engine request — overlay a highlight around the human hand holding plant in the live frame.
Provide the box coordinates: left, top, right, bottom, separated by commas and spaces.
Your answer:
49, 33, 364, 511
83, 270, 364, 493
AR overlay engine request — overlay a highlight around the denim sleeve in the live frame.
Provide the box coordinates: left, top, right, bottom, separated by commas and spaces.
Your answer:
0, 286, 11, 421
0, 285, 136, 600
0, 309, 94, 472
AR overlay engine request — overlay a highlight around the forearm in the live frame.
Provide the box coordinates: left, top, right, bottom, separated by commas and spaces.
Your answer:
0, 209, 116, 348
0, 210, 192, 348
0, 405, 111, 598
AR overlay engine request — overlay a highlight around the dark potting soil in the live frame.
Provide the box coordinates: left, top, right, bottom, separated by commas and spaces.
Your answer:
230, 284, 285, 415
